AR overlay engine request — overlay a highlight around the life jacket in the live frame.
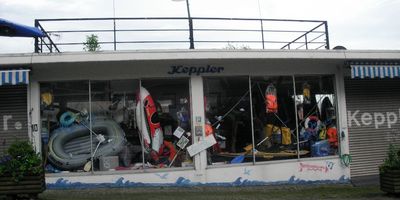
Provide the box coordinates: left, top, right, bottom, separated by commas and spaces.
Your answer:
205, 123, 213, 136
319, 127, 327, 140
205, 122, 221, 152
281, 127, 291, 145
303, 83, 311, 104
326, 127, 338, 148
265, 84, 278, 113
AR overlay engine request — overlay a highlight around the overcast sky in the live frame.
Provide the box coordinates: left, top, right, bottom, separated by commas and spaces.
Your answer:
0, 0, 399, 53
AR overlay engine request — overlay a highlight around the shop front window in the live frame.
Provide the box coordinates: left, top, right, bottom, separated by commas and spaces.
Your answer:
89, 80, 140, 172
251, 76, 299, 162
140, 78, 192, 168
295, 75, 338, 158
40, 78, 192, 174
204, 77, 253, 165
40, 81, 90, 173
203, 74, 339, 166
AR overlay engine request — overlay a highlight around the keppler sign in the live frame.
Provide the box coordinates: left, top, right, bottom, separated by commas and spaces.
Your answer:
168, 65, 224, 76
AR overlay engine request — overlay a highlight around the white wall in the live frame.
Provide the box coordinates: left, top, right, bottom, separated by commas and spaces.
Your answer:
45, 157, 348, 188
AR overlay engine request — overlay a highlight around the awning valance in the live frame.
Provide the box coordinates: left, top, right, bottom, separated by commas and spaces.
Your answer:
0, 69, 30, 86
351, 65, 400, 79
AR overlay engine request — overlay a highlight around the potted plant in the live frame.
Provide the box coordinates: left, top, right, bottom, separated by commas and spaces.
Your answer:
0, 140, 45, 199
379, 144, 400, 194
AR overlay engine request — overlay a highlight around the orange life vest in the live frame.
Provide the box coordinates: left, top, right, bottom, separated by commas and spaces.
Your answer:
265, 84, 278, 113
326, 127, 338, 148
266, 94, 278, 113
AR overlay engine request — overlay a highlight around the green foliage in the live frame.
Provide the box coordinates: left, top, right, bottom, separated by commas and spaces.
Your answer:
83, 34, 101, 51
379, 144, 400, 174
0, 140, 43, 182
224, 42, 251, 50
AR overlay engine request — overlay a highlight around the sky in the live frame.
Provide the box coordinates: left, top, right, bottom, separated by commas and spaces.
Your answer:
0, 0, 399, 53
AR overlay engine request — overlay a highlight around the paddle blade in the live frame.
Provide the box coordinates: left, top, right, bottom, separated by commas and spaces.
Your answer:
231, 155, 244, 164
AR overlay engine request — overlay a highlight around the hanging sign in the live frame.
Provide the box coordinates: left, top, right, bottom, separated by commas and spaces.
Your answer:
187, 135, 217, 157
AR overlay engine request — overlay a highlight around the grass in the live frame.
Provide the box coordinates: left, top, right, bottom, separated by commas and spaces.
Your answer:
35, 184, 400, 200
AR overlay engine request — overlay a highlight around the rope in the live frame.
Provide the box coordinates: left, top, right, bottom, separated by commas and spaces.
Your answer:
211, 89, 250, 127
340, 153, 352, 167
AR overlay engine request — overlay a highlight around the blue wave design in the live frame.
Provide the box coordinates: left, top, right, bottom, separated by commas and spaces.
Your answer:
47, 175, 349, 189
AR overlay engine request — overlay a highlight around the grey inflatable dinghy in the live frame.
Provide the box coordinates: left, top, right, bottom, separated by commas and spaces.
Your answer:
48, 119, 126, 170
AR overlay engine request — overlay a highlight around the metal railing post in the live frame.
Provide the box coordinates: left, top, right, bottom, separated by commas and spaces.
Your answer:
34, 20, 39, 53
185, 0, 195, 49
305, 34, 308, 49
260, 19, 265, 49
113, 19, 117, 51
324, 21, 330, 49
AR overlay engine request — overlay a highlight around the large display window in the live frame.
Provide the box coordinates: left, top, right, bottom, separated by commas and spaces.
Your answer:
294, 75, 338, 158
204, 75, 339, 166
203, 77, 253, 164
40, 81, 91, 173
251, 76, 299, 162
39, 74, 339, 172
140, 78, 192, 168
40, 78, 193, 174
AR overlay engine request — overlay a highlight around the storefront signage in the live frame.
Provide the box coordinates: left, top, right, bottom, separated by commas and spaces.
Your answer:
167, 65, 224, 76
2, 115, 23, 131
348, 109, 400, 129
187, 135, 217, 157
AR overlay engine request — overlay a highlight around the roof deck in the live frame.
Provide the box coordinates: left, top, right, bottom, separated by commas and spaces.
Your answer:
34, 17, 330, 53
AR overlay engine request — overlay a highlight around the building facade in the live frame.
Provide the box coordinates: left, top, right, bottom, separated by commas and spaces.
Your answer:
0, 49, 399, 188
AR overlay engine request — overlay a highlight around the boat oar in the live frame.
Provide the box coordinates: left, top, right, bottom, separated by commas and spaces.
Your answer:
231, 136, 270, 164
231, 145, 253, 164
230, 154, 245, 164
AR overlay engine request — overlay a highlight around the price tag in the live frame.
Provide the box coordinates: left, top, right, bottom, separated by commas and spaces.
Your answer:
177, 135, 189, 149
173, 126, 185, 138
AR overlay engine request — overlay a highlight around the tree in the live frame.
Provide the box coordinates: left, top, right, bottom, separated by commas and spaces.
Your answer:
83, 34, 101, 51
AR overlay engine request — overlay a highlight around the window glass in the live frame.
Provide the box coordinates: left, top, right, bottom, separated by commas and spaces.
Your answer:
40, 81, 90, 173
204, 77, 253, 165
140, 78, 192, 168
294, 75, 338, 158
89, 80, 141, 172
251, 76, 299, 162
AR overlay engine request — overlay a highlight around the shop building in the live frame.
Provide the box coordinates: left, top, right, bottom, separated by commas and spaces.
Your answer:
1, 49, 398, 188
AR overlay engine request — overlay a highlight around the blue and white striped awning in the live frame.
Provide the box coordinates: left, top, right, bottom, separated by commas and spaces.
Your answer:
0, 69, 30, 86
351, 65, 400, 79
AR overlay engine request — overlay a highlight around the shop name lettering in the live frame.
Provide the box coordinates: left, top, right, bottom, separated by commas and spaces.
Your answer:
348, 109, 400, 129
2, 115, 22, 131
168, 65, 224, 76
1, 115, 37, 132
299, 161, 334, 173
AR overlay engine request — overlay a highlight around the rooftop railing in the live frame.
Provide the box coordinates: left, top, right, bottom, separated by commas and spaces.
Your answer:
34, 17, 329, 53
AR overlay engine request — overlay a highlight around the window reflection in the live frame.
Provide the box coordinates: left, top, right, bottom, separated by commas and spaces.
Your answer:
295, 76, 338, 158
251, 76, 299, 161
204, 77, 253, 164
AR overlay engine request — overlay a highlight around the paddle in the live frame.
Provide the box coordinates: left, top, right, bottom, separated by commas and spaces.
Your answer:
230, 136, 271, 164
230, 144, 253, 164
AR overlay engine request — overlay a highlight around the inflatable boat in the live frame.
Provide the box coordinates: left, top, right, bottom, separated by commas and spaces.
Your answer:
48, 119, 126, 170
135, 86, 164, 153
